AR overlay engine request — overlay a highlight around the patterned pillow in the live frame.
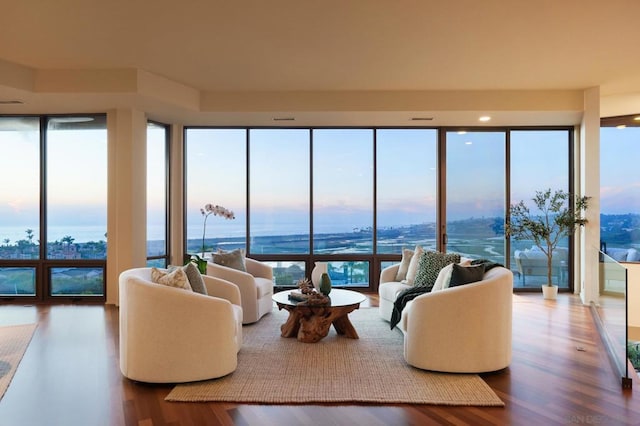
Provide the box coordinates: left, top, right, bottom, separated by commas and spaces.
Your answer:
212, 248, 246, 272
413, 251, 461, 290
151, 267, 192, 291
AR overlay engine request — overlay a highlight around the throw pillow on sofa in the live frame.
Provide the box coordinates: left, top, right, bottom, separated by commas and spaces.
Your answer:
395, 247, 414, 281
413, 251, 461, 290
405, 245, 425, 285
449, 263, 485, 287
431, 258, 472, 292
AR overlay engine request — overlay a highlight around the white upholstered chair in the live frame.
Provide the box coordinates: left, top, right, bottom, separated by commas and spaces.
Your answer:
399, 266, 513, 373
119, 267, 243, 383
206, 258, 274, 324
379, 263, 513, 373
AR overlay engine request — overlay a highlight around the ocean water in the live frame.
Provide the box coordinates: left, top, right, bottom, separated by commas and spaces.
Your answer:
0, 226, 109, 244
0, 222, 362, 244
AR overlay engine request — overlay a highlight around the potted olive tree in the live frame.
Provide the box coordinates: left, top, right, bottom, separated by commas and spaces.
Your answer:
506, 188, 589, 299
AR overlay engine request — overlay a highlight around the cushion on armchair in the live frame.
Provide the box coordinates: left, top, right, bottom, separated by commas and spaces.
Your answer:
151, 267, 192, 291
167, 262, 208, 295
212, 249, 247, 271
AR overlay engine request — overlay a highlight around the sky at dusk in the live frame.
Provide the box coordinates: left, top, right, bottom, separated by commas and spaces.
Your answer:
1, 121, 638, 243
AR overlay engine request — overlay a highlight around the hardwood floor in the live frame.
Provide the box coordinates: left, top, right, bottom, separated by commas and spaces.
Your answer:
0, 294, 639, 426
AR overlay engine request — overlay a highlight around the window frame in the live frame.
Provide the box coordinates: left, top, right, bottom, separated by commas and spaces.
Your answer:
0, 114, 108, 303
183, 125, 575, 293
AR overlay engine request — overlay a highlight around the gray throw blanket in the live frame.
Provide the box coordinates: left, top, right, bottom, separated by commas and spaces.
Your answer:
389, 259, 503, 330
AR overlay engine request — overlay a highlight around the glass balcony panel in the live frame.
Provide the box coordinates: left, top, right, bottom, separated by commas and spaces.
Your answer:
0, 267, 36, 296
598, 250, 635, 382
264, 261, 306, 287
324, 261, 370, 287
50, 266, 104, 296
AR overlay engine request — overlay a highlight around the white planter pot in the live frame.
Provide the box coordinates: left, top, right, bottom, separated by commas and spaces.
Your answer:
311, 262, 328, 291
542, 284, 558, 300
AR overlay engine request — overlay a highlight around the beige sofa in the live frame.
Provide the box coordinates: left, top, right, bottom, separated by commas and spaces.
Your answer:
119, 267, 243, 383
379, 263, 513, 373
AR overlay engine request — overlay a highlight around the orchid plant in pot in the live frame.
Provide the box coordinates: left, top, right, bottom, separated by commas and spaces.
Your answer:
505, 188, 589, 299
188, 203, 235, 273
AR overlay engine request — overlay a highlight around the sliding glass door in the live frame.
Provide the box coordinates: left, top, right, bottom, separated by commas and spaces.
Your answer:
445, 131, 506, 263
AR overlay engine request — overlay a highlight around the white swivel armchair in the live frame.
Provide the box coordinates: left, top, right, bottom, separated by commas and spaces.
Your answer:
119, 267, 243, 383
400, 266, 513, 373
206, 258, 274, 324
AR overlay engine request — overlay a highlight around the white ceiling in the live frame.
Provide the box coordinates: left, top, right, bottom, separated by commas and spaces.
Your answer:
1, 0, 639, 125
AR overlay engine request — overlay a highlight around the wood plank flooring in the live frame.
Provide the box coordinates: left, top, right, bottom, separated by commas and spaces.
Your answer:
0, 294, 639, 426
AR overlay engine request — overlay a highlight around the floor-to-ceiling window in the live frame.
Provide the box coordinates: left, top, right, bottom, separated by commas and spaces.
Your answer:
184, 129, 247, 259
249, 129, 310, 285
0, 117, 40, 297
184, 126, 572, 292
376, 129, 438, 272
445, 130, 506, 263
0, 115, 107, 301
312, 129, 374, 286
510, 129, 571, 288
146, 121, 170, 268
600, 115, 640, 262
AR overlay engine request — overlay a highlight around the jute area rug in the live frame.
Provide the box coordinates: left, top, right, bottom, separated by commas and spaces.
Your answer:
0, 323, 37, 402
166, 308, 504, 406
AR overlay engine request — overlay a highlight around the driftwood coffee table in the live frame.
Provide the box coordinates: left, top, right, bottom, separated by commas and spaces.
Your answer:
272, 289, 366, 343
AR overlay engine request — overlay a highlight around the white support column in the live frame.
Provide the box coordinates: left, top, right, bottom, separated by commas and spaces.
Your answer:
580, 87, 601, 305
169, 124, 185, 265
106, 108, 147, 305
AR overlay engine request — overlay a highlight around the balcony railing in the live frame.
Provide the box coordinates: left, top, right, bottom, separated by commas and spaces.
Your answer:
594, 249, 634, 388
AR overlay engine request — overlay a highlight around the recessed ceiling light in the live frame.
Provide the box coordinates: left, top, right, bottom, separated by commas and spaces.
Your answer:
457, 130, 467, 135
479, 116, 491, 122
616, 124, 627, 129
633, 116, 640, 121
